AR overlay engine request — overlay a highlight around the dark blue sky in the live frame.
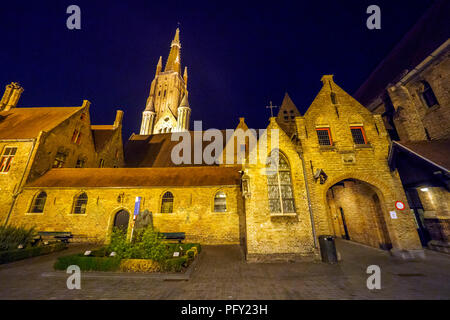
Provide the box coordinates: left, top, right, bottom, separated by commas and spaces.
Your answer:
0, 0, 434, 139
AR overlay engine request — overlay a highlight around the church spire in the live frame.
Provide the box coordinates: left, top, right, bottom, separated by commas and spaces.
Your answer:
155, 56, 162, 76
164, 28, 181, 74
183, 66, 188, 86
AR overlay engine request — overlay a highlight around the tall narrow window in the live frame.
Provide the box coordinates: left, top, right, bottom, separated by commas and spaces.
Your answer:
72, 192, 88, 214
266, 151, 295, 214
30, 191, 47, 213
161, 191, 174, 213
214, 191, 227, 212
421, 81, 438, 107
53, 150, 67, 168
350, 126, 367, 144
0, 147, 17, 173
71, 129, 79, 143
316, 128, 332, 146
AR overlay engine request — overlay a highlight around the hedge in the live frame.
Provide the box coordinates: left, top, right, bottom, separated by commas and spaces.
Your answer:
54, 254, 122, 271
162, 256, 188, 272
0, 242, 67, 264
120, 259, 160, 272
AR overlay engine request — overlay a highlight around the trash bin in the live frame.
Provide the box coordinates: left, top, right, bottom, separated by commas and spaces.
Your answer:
318, 235, 337, 263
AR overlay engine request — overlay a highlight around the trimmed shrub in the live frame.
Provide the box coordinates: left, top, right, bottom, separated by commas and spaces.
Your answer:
54, 254, 121, 271
107, 227, 169, 261
0, 225, 36, 251
0, 242, 67, 264
162, 256, 188, 272
120, 259, 160, 272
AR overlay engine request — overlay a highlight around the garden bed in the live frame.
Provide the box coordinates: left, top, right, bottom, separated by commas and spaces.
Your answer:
53, 228, 201, 273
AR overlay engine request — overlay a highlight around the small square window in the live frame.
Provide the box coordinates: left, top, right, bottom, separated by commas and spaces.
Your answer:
316, 128, 332, 146
350, 127, 367, 145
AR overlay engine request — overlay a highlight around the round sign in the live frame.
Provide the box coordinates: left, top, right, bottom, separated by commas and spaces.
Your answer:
395, 201, 405, 211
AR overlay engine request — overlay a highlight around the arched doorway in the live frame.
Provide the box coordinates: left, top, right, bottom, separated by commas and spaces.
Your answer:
326, 179, 392, 250
113, 209, 130, 232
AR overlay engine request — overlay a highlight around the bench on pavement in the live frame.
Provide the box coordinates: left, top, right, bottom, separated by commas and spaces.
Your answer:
161, 232, 185, 243
37, 231, 73, 243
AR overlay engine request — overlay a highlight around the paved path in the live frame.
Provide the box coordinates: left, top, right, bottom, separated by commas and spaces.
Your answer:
0, 239, 449, 299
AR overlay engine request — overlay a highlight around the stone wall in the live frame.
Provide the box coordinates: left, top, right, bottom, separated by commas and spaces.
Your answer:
0, 140, 35, 224
244, 119, 316, 262
9, 185, 242, 245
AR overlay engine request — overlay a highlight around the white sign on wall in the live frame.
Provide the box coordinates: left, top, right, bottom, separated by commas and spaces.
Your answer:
390, 211, 397, 219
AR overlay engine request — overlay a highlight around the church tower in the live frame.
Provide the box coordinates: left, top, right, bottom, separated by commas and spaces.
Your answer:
140, 28, 191, 135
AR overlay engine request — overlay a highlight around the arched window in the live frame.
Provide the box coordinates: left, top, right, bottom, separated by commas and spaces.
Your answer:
30, 191, 47, 213
72, 192, 88, 214
266, 150, 295, 214
161, 191, 174, 213
214, 191, 227, 212
421, 81, 439, 107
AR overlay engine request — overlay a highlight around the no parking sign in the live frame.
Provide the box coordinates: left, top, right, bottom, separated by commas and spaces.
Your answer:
395, 201, 405, 211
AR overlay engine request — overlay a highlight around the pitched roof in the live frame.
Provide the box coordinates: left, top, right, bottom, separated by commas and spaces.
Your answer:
91, 125, 117, 152
0, 107, 82, 139
276, 93, 301, 137
390, 139, 450, 172
125, 131, 234, 167
354, 0, 450, 106
26, 166, 242, 188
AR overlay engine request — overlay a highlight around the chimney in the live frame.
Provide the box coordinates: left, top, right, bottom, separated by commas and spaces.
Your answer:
114, 110, 124, 128
1, 82, 23, 111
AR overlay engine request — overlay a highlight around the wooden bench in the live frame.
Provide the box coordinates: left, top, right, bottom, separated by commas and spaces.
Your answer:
37, 231, 73, 243
161, 232, 185, 243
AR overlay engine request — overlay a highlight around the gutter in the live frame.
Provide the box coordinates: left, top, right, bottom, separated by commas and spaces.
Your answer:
297, 150, 318, 249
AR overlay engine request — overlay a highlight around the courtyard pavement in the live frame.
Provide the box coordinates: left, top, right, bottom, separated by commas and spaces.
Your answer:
0, 239, 449, 300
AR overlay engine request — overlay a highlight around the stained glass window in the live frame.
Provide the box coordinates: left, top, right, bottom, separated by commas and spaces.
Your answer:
267, 151, 295, 214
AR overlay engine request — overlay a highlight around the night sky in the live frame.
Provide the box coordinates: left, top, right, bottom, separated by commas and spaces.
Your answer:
0, 0, 434, 140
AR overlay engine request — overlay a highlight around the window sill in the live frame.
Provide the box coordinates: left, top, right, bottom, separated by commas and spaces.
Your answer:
270, 212, 297, 217
68, 213, 87, 216
25, 212, 44, 215
354, 143, 372, 149
319, 145, 336, 151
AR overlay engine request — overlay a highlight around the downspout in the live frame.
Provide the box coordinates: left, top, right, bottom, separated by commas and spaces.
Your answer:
4, 133, 41, 226
297, 151, 318, 249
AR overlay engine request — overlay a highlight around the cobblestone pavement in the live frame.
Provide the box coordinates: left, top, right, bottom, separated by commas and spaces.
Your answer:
0, 239, 449, 300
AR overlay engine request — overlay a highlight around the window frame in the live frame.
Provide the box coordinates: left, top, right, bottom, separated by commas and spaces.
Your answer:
316, 127, 333, 146
0, 146, 18, 173
29, 191, 47, 214
160, 191, 174, 213
266, 151, 296, 215
213, 191, 227, 212
72, 192, 88, 215
350, 126, 368, 145
420, 81, 439, 108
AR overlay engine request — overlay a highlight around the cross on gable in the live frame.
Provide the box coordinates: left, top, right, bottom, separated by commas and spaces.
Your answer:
266, 101, 278, 117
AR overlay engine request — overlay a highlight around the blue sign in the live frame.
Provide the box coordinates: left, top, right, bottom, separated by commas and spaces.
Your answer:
134, 196, 142, 216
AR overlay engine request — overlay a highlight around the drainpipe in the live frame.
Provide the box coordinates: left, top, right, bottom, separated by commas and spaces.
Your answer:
4, 134, 40, 226
297, 151, 318, 249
